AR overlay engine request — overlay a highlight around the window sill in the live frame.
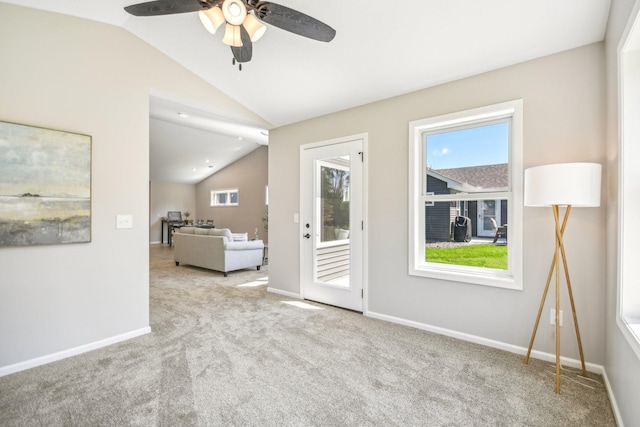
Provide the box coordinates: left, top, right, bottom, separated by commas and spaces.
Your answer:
409, 264, 521, 290
618, 316, 640, 362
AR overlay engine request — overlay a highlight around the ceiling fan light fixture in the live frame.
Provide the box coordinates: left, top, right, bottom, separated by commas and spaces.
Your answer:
198, 7, 225, 34
222, 23, 243, 47
222, 0, 247, 26
242, 13, 266, 42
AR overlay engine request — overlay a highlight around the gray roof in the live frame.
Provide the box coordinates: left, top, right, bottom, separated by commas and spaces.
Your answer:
433, 164, 508, 189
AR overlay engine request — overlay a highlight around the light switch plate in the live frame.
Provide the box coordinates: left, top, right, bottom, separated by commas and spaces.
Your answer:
116, 215, 133, 229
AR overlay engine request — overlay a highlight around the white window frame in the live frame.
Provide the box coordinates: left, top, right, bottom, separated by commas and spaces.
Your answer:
210, 189, 239, 207
408, 100, 523, 290
617, 2, 640, 361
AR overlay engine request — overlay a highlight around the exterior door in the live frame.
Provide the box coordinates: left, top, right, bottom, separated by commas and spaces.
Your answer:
477, 200, 501, 237
301, 138, 364, 312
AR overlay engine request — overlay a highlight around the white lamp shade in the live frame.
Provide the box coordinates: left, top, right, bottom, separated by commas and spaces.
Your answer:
524, 162, 601, 207
243, 14, 266, 42
222, 23, 243, 47
198, 7, 225, 34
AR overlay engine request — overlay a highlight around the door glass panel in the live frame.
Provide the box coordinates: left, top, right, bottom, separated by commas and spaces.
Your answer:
315, 156, 350, 287
480, 200, 497, 236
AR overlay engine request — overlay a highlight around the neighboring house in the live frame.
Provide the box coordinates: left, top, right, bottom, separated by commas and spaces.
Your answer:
425, 164, 508, 241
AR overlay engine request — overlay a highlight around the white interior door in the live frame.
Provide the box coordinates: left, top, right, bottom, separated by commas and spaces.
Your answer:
477, 200, 501, 237
301, 138, 364, 312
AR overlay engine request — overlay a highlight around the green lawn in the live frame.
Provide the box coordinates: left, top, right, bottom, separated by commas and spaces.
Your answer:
426, 244, 508, 270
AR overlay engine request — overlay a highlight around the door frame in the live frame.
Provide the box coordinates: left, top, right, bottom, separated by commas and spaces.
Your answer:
299, 133, 368, 314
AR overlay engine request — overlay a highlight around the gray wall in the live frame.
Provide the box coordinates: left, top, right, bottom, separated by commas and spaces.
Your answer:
149, 182, 197, 244
196, 146, 268, 242
269, 42, 606, 368
604, 0, 640, 424
0, 3, 268, 370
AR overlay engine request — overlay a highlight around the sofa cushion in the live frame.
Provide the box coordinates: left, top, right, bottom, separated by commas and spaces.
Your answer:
232, 232, 248, 242
208, 228, 233, 241
194, 228, 210, 235
179, 227, 195, 234
225, 240, 264, 251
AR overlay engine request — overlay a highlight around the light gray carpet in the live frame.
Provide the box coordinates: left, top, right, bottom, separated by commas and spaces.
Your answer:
0, 244, 616, 426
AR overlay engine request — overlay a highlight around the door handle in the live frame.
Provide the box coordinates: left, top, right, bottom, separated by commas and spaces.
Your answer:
303, 233, 310, 239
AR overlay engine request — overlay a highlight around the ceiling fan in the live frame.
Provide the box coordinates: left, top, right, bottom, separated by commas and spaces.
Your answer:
124, 0, 336, 70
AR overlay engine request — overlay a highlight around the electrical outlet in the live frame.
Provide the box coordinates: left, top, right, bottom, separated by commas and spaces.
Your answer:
116, 215, 133, 229
550, 309, 564, 326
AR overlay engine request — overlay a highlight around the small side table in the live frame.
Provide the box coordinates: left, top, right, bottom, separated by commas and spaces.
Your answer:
262, 243, 268, 266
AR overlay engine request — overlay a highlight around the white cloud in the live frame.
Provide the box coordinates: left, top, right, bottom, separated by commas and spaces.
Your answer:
432, 147, 450, 157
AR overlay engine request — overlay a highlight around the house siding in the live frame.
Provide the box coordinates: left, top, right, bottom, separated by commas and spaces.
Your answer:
425, 175, 452, 241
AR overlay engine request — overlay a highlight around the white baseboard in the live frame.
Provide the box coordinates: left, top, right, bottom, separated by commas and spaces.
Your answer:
0, 326, 152, 377
366, 310, 604, 374
601, 368, 625, 427
266, 287, 301, 299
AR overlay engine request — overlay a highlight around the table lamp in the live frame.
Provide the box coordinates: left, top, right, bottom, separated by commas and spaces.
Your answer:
523, 162, 601, 393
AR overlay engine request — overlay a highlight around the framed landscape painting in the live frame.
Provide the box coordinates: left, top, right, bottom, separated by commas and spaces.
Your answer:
0, 121, 91, 247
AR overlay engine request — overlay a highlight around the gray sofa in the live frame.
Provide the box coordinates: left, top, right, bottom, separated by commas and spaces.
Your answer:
173, 227, 264, 276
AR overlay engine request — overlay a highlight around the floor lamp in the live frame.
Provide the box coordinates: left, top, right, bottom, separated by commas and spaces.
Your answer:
523, 162, 601, 394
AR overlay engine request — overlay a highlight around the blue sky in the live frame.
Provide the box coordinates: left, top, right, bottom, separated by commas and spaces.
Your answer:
426, 122, 509, 170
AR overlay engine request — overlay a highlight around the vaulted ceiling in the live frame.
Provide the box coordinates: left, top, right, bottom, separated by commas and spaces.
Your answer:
3, 0, 612, 183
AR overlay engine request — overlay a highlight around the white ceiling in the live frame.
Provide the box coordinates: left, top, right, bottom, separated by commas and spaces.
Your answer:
3, 0, 612, 183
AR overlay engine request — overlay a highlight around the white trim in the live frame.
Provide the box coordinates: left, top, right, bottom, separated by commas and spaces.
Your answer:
366, 310, 603, 374
266, 287, 301, 299
0, 326, 151, 377
602, 368, 626, 427
616, 0, 640, 362
361, 142, 369, 316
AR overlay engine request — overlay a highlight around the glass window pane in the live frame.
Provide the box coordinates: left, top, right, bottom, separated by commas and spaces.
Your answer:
426, 122, 509, 194
218, 193, 226, 204
320, 162, 350, 243
424, 199, 509, 270
230, 192, 238, 204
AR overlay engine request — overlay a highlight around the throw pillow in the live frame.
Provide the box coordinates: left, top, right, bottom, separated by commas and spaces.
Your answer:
232, 232, 248, 242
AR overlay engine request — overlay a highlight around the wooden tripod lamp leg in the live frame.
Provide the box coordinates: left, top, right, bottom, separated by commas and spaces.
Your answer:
556, 206, 587, 376
553, 205, 562, 394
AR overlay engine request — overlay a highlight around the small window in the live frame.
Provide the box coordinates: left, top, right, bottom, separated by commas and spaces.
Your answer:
408, 100, 523, 289
210, 189, 239, 206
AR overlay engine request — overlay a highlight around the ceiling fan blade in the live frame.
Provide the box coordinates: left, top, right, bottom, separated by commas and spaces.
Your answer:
231, 25, 253, 63
124, 0, 206, 16
255, 2, 336, 42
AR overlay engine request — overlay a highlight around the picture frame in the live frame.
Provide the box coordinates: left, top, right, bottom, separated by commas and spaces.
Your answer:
0, 121, 92, 247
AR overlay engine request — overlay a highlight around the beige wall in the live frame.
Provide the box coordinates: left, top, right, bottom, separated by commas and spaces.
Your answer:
269, 43, 607, 366
196, 146, 268, 242
604, 0, 640, 424
149, 182, 196, 244
0, 3, 268, 370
